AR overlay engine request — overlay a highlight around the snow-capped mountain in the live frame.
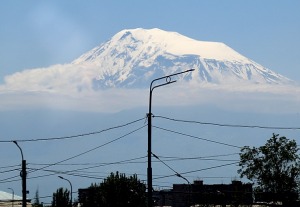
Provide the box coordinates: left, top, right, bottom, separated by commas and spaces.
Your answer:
72, 28, 292, 88
2, 28, 293, 94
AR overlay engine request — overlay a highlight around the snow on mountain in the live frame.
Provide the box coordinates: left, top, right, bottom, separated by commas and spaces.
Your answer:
2, 28, 293, 94
72, 28, 292, 88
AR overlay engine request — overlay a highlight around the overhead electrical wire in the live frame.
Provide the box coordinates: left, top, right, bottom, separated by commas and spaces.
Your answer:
27, 124, 147, 174
180, 162, 239, 176
28, 155, 147, 177
3, 113, 279, 201
157, 157, 239, 162
0, 125, 146, 183
4, 113, 284, 188
153, 162, 239, 180
0, 175, 20, 183
0, 164, 20, 169
153, 125, 241, 148
24, 154, 238, 186
0, 152, 239, 184
27, 153, 238, 168
0, 168, 20, 174
28, 169, 107, 180
28, 155, 147, 167
152, 152, 190, 184
158, 152, 239, 160
0, 116, 146, 143
156, 153, 240, 162
152, 152, 181, 176
153, 115, 300, 130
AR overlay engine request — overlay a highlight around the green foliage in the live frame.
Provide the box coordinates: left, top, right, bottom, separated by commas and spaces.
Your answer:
51, 187, 71, 207
79, 171, 147, 207
32, 188, 43, 207
238, 133, 300, 203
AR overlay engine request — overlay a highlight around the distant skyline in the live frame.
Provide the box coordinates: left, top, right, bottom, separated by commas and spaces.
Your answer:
0, 0, 300, 82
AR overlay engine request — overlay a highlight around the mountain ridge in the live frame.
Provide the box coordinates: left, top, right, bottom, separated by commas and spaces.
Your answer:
72, 28, 292, 88
1, 28, 294, 93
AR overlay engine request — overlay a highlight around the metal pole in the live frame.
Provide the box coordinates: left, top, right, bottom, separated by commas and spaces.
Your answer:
8, 188, 14, 207
147, 93, 153, 207
22, 160, 26, 207
176, 174, 191, 206
13, 141, 26, 207
58, 176, 73, 207
147, 69, 194, 207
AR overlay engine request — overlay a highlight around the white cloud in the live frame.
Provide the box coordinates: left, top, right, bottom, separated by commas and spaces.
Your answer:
1, 65, 300, 113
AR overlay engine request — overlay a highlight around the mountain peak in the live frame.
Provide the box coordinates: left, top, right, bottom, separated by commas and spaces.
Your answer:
113, 28, 250, 63
71, 28, 292, 88
74, 28, 250, 64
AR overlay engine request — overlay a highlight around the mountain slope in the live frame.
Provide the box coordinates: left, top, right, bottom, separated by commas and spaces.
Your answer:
2, 28, 293, 93
72, 28, 292, 88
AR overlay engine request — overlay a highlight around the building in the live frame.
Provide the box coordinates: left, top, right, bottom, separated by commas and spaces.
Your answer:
0, 191, 31, 207
156, 180, 253, 207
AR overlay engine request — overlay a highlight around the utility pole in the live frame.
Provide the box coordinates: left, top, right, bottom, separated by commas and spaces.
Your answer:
13, 141, 27, 207
147, 69, 194, 207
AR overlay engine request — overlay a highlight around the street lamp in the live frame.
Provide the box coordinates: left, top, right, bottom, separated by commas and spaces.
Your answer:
58, 176, 72, 206
147, 69, 194, 207
151, 152, 191, 206
13, 141, 27, 207
175, 173, 191, 206
8, 188, 14, 207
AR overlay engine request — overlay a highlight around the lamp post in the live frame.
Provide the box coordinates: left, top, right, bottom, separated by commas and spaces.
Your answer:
13, 141, 26, 207
147, 69, 194, 207
8, 188, 14, 207
175, 173, 191, 206
58, 176, 72, 207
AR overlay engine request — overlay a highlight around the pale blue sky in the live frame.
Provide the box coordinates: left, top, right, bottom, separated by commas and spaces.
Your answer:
0, 0, 300, 81
1, 1, 300, 202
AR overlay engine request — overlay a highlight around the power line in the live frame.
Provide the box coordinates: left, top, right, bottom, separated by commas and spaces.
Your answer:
158, 157, 239, 162
153, 125, 241, 148
0, 125, 146, 183
152, 152, 190, 184
0, 164, 20, 169
28, 155, 147, 167
153, 162, 239, 180
28, 169, 107, 180
0, 168, 20, 174
158, 152, 239, 160
27, 153, 239, 167
180, 162, 239, 176
28, 155, 147, 177
157, 153, 239, 162
27, 124, 147, 174
152, 152, 180, 176
0, 175, 20, 183
0, 116, 145, 143
154, 115, 300, 130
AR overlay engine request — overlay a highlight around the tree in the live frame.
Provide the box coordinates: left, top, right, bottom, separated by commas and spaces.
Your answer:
51, 187, 71, 207
79, 172, 147, 207
32, 188, 43, 207
238, 133, 300, 204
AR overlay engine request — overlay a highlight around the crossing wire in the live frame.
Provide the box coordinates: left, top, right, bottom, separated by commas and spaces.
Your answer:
153, 125, 241, 148
154, 115, 300, 130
